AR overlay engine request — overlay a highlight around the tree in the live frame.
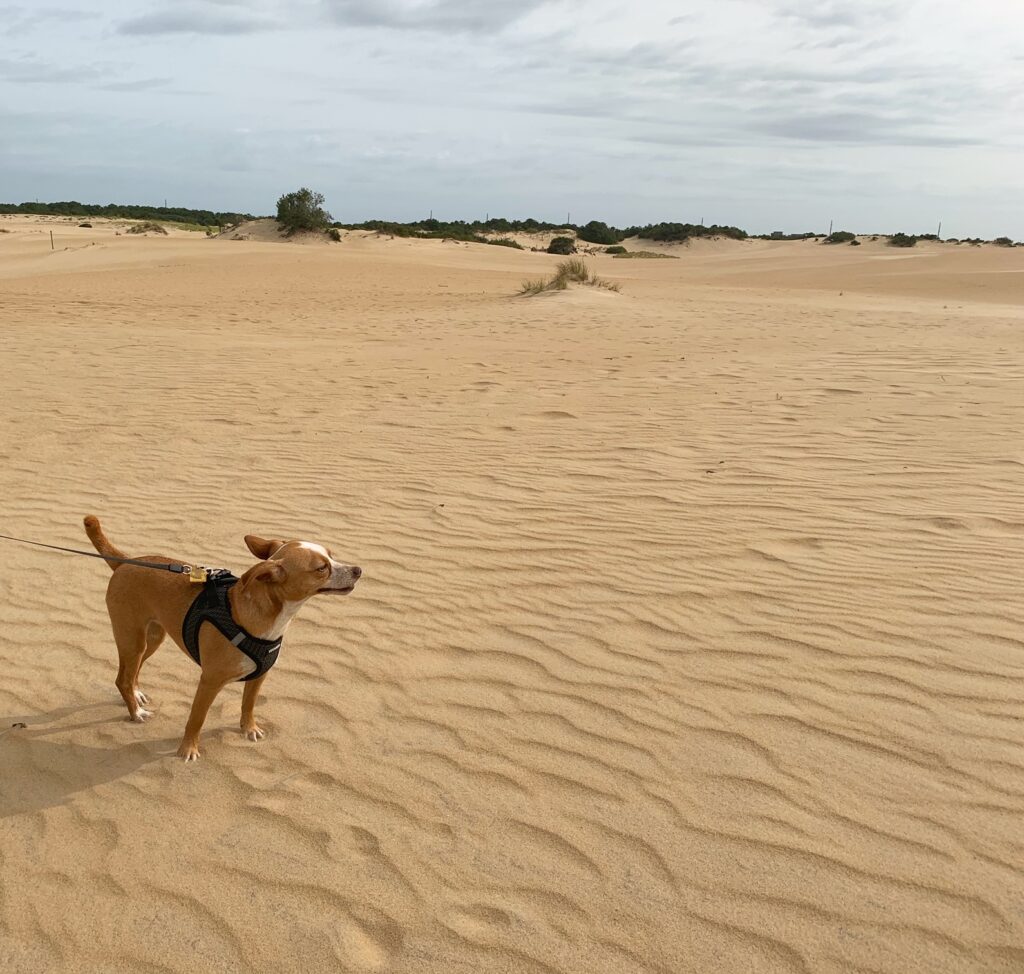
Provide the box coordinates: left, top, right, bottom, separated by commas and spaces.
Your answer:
276, 188, 331, 234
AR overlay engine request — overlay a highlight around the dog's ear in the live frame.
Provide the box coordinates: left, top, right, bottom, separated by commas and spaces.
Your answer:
242, 561, 286, 585
245, 535, 286, 559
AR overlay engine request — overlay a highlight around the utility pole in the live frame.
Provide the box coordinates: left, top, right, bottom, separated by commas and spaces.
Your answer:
937, 220, 942, 239
829, 219, 833, 235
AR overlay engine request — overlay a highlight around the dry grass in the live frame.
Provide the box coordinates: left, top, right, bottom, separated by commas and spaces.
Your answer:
611, 251, 679, 259
519, 258, 621, 295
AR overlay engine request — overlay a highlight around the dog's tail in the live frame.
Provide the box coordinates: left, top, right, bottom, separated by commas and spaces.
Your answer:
83, 515, 128, 571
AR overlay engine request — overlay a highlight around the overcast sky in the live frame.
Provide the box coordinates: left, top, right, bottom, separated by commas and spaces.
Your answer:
2, 0, 1022, 237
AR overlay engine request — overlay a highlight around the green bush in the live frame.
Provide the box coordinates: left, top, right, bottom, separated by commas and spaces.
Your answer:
889, 233, 917, 248
576, 220, 620, 245
606, 245, 627, 255
823, 230, 855, 244
547, 236, 576, 255
487, 237, 523, 249
850, 240, 861, 246
994, 236, 1015, 247
277, 188, 332, 235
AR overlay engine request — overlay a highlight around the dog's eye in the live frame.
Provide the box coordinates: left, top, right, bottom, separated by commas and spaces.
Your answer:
317, 564, 330, 573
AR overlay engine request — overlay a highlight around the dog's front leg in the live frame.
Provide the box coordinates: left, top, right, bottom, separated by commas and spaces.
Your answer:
240, 673, 268, 742
177, 674, 230, 762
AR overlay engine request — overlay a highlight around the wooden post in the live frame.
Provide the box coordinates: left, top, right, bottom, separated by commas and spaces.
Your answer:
50, 230, 54, 250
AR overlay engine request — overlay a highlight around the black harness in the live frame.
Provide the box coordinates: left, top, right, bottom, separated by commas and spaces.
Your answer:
182, 569, 282, 681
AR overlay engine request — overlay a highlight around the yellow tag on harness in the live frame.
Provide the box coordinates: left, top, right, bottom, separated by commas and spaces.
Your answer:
186, 565, 209, 584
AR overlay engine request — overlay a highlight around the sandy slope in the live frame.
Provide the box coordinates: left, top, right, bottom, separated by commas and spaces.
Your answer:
1, 218, 1023, 973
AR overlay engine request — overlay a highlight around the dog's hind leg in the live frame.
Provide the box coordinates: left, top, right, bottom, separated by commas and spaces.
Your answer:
112, 622, 152, 722
132, 621, 166, 706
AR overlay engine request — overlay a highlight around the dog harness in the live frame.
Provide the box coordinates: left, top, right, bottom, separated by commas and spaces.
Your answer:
182, 569, 282, 681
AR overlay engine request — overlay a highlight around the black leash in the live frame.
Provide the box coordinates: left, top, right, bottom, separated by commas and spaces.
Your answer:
0, 533, 205, 580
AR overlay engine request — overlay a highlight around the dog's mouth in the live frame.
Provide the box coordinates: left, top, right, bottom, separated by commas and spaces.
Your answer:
318, 585, 355, 595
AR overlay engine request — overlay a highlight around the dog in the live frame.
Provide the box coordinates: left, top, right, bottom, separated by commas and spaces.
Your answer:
84, 516, 361, 761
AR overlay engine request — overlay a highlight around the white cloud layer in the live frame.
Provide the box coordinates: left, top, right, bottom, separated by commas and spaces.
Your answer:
2, 0, 1022, 236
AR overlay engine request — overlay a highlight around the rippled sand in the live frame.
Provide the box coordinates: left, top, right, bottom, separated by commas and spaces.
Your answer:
1, 216, 1023, 973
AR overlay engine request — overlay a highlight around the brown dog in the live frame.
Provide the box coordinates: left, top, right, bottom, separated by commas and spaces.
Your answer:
84, 516, 361, 761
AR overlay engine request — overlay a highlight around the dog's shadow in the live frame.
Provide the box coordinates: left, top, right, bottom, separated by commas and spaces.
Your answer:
0, 702, 167, 818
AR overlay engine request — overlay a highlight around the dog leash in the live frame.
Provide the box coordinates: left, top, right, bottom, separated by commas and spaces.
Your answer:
0, 533, 209, 582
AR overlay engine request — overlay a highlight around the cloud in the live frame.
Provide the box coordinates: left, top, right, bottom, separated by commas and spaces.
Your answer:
0, 5, 99, 36
752, 111, 982, 147
99, 77, 173, 92
0, 56, 109, 84
323, 0, 547, 33
775, 0, 896, 31
118, 4, 276, 35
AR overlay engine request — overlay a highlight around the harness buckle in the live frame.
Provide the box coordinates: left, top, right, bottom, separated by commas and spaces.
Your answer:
186, 565, 209, 584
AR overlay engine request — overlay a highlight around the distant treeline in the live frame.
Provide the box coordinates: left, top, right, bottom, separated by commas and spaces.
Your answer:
342, 217, 752, 245
0, 201, 255, 227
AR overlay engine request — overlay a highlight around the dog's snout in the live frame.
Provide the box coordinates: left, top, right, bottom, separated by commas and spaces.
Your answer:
351, 566, 362, 579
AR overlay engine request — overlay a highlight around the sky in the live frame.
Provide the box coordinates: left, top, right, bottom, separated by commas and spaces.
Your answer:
1, 0, 1022, 237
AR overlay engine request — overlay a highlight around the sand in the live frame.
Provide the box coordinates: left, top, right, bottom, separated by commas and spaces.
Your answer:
1, 215, 1023, 973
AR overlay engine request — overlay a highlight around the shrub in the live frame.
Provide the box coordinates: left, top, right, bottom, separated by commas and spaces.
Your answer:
850, 239, 861, 246
576, 220, 620, 245
126, 221, 167, 235
547, 236, 576, 255
823, 230, 855, 244
889, 233, 917, 248
78, 222, 92, 228
994, 236, 1015, 247
606, 245, 627, 254
487, 237, 523, 249
276, 187, 331, 235
327, 227, 342, 242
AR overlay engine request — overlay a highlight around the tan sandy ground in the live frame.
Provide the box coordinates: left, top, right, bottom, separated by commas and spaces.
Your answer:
1, 216, 1023, 974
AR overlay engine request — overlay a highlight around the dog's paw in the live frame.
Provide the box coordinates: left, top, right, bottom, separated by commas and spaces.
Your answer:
176, 741, 200, 762
243, 725, 265, 742
129, 708, 153, 723
134, 690, 150, 705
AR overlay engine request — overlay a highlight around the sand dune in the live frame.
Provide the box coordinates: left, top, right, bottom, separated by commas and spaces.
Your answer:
1, 217, 1023, 972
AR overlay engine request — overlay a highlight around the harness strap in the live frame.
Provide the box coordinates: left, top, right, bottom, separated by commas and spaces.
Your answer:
182, 571, 282, 682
